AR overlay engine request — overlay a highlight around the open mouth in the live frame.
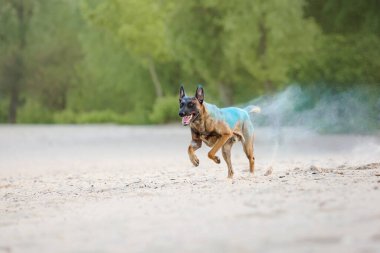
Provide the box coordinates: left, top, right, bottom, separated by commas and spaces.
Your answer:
181, 114, 193, 126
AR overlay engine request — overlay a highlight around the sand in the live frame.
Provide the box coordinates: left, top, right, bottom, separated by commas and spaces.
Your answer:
0, 125, 380, 253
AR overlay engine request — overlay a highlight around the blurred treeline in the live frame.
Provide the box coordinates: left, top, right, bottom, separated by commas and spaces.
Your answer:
0, 0, 379, 124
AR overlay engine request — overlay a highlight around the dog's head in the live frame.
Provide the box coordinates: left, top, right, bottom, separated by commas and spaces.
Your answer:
178, 85, 204, 126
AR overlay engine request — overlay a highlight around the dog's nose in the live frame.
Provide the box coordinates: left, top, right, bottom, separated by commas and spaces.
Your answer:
179, 112, 185, 117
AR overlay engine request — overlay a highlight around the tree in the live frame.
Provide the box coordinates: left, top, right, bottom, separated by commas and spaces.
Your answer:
26, 0, 82, 111
0, 0, 33, 123
70, 28, 155, 116
168, 0, 320, 105
305, 0, 380, 35
83, 0, 173, 98
293, 0, 380, 89
0, 0, 83, 122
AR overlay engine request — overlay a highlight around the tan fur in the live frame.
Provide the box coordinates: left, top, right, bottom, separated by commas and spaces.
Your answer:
187, 101, 255, 178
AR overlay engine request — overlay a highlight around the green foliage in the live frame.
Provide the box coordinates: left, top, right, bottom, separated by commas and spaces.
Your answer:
0, 0, 378, 131
149, 96, 179, 124
17, 100, 54, 123
167, 0, 320, 105
290, 35, 380, 89
84, 0, 172, 62
53, 110, 134, 124
83, 0, 175, 98
70, 28, 155, 114
25, 0, 82, 110
0, 98, 9, 122
305, 0, 380, 35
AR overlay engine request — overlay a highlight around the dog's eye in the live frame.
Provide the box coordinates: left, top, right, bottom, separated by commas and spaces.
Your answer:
180, 103, 184, 107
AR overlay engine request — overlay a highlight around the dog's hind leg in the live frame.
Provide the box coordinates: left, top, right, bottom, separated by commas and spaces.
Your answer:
222, 139, 235, 178
243, 135, 255, 174
242, 122, 255, 174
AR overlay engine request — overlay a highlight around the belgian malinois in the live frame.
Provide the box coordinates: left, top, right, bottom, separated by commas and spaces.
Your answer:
179, 85, 260, 178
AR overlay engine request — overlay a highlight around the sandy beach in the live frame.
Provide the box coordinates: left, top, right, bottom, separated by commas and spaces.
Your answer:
1, 125, 380, 253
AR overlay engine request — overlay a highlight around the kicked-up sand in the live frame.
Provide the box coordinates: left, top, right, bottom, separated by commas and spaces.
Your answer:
0, 125, 380, 253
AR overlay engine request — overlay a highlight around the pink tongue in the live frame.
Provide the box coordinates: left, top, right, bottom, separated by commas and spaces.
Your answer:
182, 115, 192, 125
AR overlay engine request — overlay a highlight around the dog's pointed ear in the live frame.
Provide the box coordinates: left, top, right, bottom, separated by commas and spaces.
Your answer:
195, 85, 204, 104
179, 85, 186, 102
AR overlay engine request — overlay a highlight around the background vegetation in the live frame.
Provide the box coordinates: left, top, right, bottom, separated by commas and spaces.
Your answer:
0, 0, 379, 130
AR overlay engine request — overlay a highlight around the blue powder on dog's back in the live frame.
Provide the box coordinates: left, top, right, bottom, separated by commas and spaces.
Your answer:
204, 103, 249, 129
221, 107, 249, 128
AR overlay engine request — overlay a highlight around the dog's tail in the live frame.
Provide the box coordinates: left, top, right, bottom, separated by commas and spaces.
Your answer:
244, 105, 261, 114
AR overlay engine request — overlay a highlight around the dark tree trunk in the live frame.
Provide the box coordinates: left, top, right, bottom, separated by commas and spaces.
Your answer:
7, 0, 31, 123
257, 19, 267, 59
219, 83, 233, 106
148, 57, 163, 98
8, 83, 20, 123
264, 80, 274, 92
257, 17, 273, 93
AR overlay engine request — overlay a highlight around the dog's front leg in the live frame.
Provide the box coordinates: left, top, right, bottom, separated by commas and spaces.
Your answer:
188, 131, 202, 166
207, 133, 232, 164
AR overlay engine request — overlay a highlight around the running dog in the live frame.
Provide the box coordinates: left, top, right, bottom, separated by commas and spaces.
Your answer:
178, 85, 260, 178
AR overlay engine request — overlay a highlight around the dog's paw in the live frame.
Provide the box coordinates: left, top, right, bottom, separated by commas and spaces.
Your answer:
190, 155, 199, 167
208, 153, 221, 164
213, 156, 221, 164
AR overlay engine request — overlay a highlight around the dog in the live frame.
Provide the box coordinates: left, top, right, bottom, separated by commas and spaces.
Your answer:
178, 85, 260, 178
